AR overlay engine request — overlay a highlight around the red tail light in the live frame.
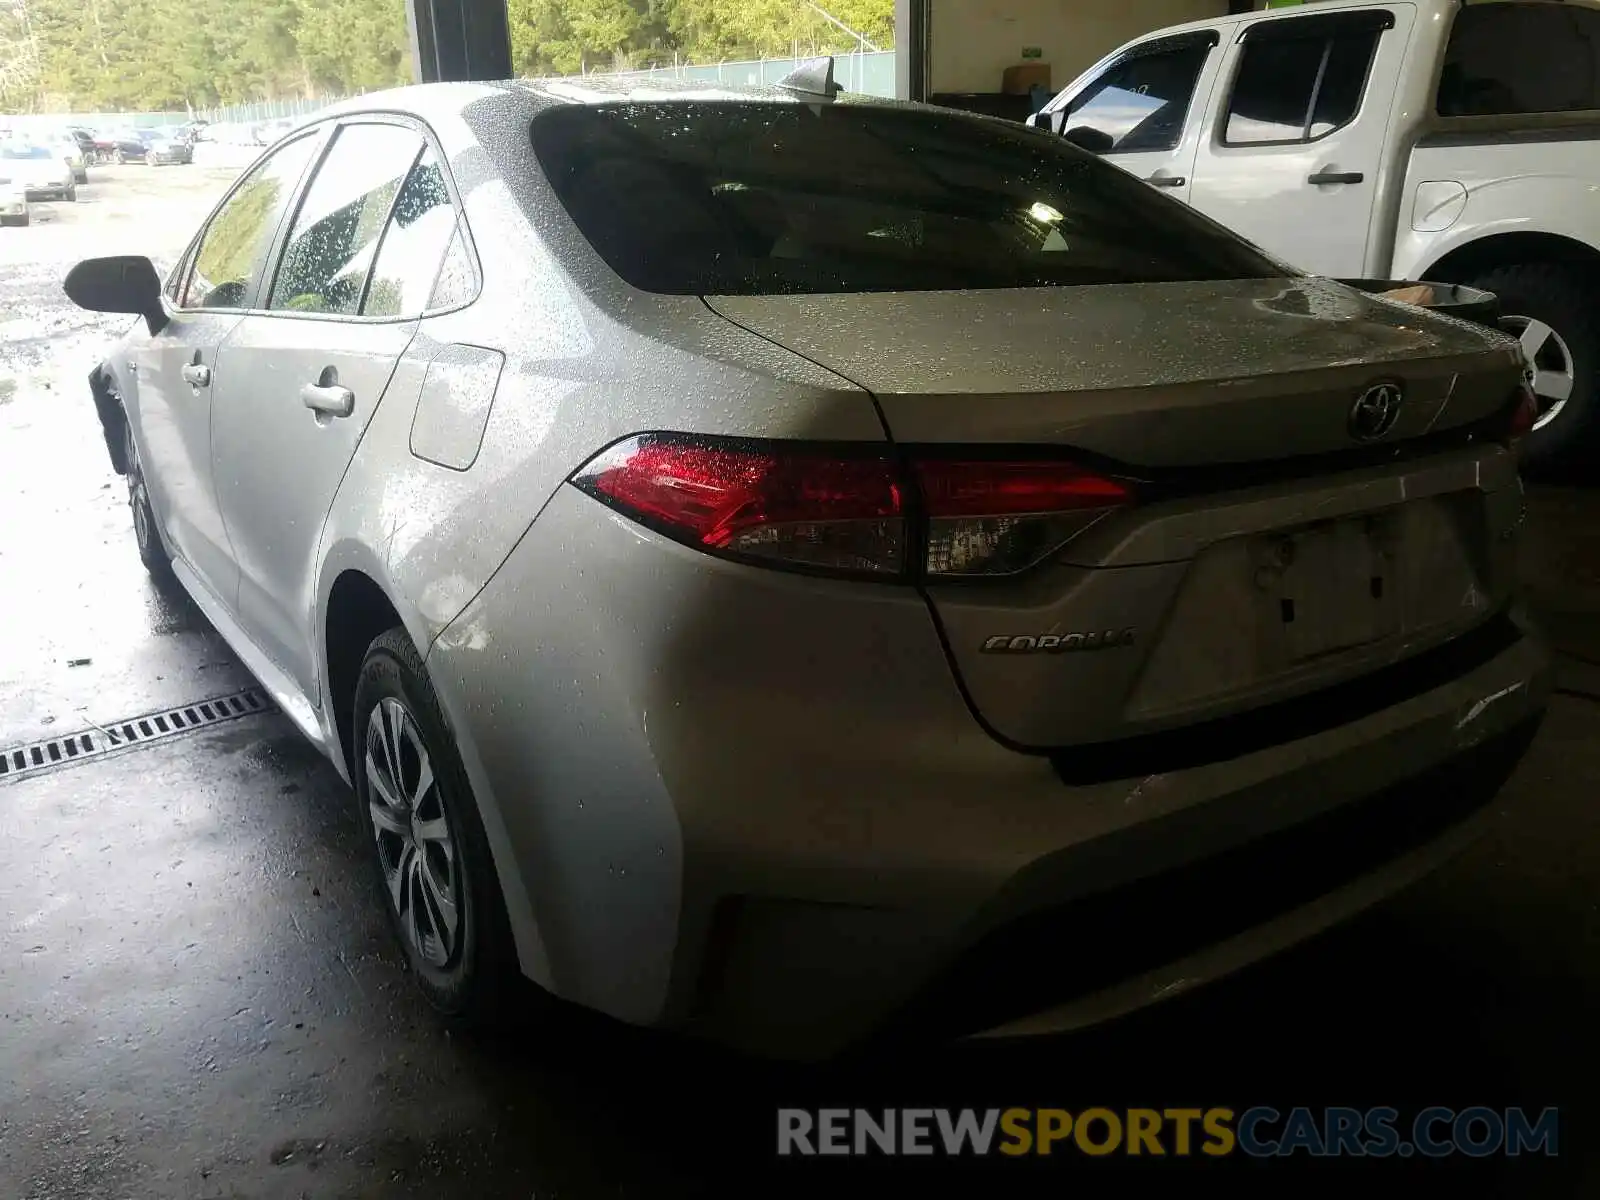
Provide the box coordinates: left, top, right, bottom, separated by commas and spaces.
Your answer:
571, 434, 1134, 581
572, 434, 906, 576
915, 459, 1133, 577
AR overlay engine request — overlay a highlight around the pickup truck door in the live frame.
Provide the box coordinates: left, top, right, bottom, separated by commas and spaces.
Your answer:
1187, 6, 1413, 277
1032, 29, 1223, 204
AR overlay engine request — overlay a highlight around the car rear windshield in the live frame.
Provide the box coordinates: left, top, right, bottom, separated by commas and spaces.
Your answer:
530, 101, 1286, 294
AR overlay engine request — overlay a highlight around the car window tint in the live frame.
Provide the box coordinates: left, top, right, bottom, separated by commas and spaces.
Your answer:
533, 102, 1282, 296
182, 133, 319, 311
1061, 43, 1210, 153
428, 223, 477, 309
1225, 28, 1380, 144
362, 147, 459, 317
1438, 4, 1599, 116
268, 123, 423, 316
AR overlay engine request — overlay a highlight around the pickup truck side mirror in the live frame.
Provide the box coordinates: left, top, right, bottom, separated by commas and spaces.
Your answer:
1062, 125, 1115, 155
63, 255, 168, 336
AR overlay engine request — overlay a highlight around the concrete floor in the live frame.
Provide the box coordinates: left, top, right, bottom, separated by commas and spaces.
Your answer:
1, 166, 1597, 1198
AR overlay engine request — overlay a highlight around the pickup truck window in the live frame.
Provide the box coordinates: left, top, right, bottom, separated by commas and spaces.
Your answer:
1224, 20, 1384, 145
1057, 39, 1212, 153
1438, 2, 1600, 117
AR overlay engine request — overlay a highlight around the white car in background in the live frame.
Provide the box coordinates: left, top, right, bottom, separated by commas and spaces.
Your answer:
0, 175, 27, 227
50, 133, 89, 183
0, 142, 76, 202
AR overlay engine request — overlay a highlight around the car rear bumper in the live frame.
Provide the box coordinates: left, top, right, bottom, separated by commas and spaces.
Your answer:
427, 484, 1552, 1059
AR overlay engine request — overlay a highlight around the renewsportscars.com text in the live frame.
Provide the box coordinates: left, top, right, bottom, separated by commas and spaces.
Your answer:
777, 1106, 1559, 1159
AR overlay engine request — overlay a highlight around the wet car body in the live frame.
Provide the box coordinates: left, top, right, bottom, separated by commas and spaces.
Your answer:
66, 78, 1550, 1059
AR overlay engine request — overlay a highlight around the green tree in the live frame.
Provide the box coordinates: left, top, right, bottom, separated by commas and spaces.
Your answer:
2, 0, 893, 113
508, 0, 640, 75
295, 0, 410, 95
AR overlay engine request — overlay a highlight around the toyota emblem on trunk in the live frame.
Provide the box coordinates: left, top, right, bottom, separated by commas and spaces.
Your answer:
1349, 382, 1404, 441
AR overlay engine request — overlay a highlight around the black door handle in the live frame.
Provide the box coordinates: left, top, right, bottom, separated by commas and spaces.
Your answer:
1146, 175, 1186, 188
1307, 171, 1364, 185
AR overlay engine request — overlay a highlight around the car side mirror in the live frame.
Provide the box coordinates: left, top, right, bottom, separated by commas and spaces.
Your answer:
1062, 125, 1115, 155
63, 255, 168, 335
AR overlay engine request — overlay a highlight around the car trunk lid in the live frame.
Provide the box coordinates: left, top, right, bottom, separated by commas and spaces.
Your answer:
708, 277, 1528, 752
707, 277, 1520, 465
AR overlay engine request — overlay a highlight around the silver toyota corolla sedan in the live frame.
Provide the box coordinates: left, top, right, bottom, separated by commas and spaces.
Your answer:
65, 74, 1551, 1059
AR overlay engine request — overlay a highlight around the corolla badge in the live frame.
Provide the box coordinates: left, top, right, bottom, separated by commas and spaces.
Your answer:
1349, 382, 1404, 442
981, 629, 1136, 654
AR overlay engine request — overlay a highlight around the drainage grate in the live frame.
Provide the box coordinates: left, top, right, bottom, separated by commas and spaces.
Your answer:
0, 687, 271, 783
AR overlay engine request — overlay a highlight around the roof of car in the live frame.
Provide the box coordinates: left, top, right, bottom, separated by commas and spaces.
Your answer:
310, 72, 904, 126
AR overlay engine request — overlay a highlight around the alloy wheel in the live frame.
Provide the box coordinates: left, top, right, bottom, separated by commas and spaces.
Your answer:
365, 696, 461, 968
1502, 314, 1575, 432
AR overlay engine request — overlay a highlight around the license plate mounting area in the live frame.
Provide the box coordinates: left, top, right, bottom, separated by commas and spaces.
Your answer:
1252, 512, 1404, 665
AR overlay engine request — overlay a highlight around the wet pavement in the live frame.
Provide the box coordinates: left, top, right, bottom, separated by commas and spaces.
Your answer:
2, 166, 1599, 1198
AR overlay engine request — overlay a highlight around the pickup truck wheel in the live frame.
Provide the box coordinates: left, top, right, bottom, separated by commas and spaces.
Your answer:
1469, 263, 1599, 473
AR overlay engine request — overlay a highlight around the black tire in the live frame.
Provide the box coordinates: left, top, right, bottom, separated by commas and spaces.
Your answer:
1468, 262, 1600, 474
123, 417, 172, 581
352, 628, 522, 1027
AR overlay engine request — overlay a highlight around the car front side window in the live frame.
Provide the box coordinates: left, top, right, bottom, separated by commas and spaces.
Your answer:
1057, 38, 1214, 153
181, 133, 320, 311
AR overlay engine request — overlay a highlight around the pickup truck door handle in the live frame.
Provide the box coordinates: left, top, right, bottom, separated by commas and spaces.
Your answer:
180, 362, 210, 388
301, 382, 355, 418
1307, 170, 1364, 185
1146, 174, 1186, 188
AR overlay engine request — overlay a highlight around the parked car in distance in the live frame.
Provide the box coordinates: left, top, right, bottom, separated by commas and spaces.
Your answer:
0, 175, 28, 227
49, 132, 88, 182
92, 129, 145, 163
0, 142, 76, 201
252, 118, 296, 146
63, 77, 1551, 1061
1030, 0, 1600, 472
137, 128, 192, 165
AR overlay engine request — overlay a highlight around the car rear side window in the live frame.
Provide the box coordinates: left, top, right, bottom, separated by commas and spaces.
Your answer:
181, 133, 319, 311
362, 147, 462, 317
428, 223, 477, 310
268, 122, 423, 316
1437, 3, 1600, 116
1223, 17, 1386, 145
531, 101, 1283, 295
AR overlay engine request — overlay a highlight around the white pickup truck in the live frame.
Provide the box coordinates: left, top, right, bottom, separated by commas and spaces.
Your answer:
1030, 0, 1600, 471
